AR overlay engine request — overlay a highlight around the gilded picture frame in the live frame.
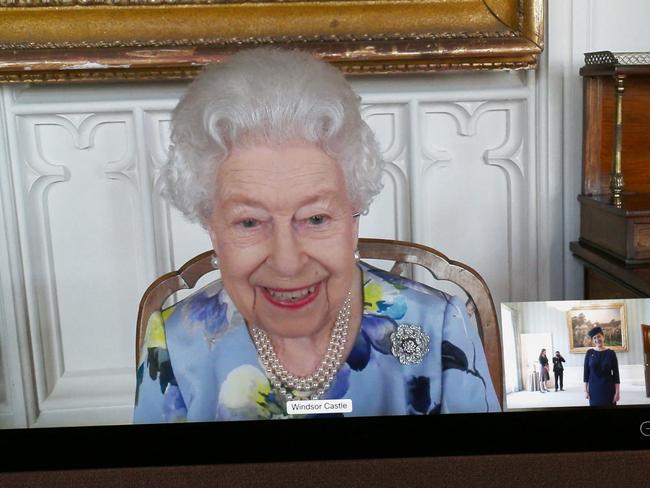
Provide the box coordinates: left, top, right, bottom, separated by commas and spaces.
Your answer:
567, 303, 629, 353
0, 0, 543, 83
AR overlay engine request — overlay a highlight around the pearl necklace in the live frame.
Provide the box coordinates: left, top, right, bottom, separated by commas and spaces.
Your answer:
251, 290, 352, 402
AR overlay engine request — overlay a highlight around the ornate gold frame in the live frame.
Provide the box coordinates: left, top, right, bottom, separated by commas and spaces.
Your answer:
566, 302, 629, 353
0, 0, 543, 83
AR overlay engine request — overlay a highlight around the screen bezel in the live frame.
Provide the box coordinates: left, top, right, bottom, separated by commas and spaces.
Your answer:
1, 406, 649, 472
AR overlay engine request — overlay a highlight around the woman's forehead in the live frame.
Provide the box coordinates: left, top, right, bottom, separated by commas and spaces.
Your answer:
219, 160, 339, 185
222, 143, 341, 176
216, 167, 347, 206
215, 143, 350, 208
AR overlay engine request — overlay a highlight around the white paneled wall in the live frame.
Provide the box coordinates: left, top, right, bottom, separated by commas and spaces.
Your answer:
0, 90, 182, 428
1, 0, 649, 429
358, 70, 539, 306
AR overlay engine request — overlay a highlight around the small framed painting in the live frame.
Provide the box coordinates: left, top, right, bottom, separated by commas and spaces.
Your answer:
567, 303, 628, 353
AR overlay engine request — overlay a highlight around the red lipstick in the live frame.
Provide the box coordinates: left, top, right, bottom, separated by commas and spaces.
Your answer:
261, 282, 321, 309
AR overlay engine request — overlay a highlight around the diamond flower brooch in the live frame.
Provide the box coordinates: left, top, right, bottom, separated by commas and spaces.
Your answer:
390, 323, 430, 365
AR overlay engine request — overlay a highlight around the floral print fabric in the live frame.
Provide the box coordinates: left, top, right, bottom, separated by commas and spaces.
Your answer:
134, 262, 500, 423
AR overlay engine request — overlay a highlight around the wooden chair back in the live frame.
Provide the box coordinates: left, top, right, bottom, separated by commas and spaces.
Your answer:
136, 238, 503, 405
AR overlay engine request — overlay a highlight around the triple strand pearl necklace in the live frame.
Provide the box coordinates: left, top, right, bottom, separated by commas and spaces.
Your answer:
251, 290, 352, 402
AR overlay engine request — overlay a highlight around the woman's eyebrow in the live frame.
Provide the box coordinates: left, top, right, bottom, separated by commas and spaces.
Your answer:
296, 191, 343, 208
221, 190, 344, 211
218, 190, 267, 207
220, 198, 268, 215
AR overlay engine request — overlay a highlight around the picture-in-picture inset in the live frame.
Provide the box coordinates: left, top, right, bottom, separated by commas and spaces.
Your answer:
501, 298, 650, 410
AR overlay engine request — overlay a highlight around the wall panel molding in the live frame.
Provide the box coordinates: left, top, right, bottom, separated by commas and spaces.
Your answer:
417, 97, 533, 308
0, 87, 29, 428
143, 110, 174, 274
13, 112, 144, 421
361, 103, 410, 241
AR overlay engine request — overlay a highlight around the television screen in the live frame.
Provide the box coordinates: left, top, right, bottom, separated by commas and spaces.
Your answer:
2, 16, 650, 473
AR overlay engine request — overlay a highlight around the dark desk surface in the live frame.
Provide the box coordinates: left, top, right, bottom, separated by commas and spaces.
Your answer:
2, 451, 650, 487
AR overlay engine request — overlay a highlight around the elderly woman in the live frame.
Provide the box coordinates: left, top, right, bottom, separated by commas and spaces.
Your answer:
584, 326, 620, 407
134, 48, 500, 422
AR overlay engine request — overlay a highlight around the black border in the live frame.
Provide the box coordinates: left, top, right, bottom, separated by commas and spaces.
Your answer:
1, 406, 649, 472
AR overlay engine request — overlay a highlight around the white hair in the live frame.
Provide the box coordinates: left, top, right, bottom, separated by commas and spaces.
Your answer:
160, 47, 384, 226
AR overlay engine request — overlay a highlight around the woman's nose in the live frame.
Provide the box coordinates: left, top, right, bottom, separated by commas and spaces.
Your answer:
266, 224, 307, 277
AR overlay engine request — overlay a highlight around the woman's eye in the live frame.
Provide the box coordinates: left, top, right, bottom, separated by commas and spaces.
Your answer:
239, 218, 259, 229
308, 214, 327, 225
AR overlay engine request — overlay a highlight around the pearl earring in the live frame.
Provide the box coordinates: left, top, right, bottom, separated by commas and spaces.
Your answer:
354, 249, 360, 263
211, 254, 220, 269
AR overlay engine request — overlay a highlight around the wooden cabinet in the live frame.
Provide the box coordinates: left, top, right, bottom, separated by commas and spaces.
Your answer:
579, 194, 650, 265
571, 51, 650, 298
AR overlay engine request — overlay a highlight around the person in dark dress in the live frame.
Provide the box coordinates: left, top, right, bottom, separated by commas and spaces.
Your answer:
583, 326, 620, 406
538, 349, 550, 393
552, 351, 565, 391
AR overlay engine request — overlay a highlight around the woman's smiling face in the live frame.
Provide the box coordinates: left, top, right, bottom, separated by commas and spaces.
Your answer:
592, 332, 605, 349
208, 142, 359, 341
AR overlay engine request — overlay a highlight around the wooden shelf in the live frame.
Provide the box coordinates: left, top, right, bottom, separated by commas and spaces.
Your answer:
579, 193, 650, 265
570, 241, 650, 298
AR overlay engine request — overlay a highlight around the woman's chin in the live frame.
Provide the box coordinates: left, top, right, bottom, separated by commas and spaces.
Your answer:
254, 290, 334, 340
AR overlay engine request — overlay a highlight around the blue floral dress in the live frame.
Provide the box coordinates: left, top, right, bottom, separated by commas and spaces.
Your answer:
134, 262, 500, 422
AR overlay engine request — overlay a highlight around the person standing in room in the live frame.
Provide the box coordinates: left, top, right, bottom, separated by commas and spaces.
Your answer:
584, 326, 620, 407
538, 348, 550, 393
552, 350, 565, 391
